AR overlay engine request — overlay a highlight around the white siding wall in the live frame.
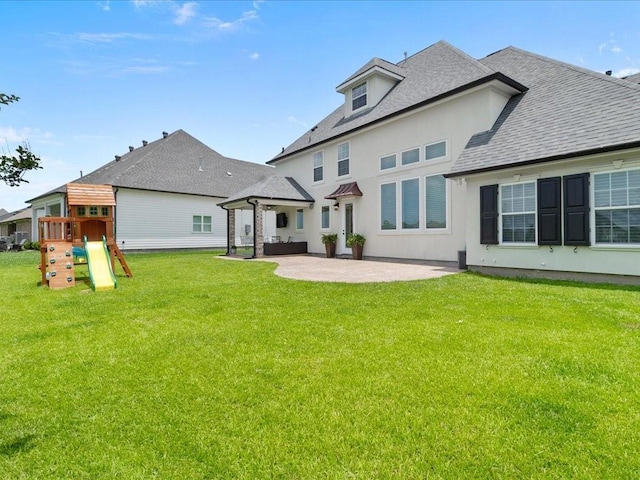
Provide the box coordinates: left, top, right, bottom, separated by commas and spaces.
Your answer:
115, 189, 231, 250
274, 86, 511, 262
465, 151, 640, 277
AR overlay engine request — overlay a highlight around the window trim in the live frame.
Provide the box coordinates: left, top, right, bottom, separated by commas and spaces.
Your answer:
321, 205, 330, 230
379, 153, 397, 172
400, 147, 420, 167
192, 214, 212, 234
499, 181, 537, 245
351, 81, 367, 111
424, 139, 448, 163
337, 141, 350, 178
313, 150, 324, 183
592, 168, 640, 246
295, 208, 304, 231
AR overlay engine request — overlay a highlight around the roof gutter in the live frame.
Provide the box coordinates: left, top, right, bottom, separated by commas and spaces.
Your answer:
445, 139, 640, 178
268, 72, 528, 164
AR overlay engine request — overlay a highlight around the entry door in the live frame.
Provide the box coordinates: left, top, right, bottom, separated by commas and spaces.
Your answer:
338, 202, 354, 255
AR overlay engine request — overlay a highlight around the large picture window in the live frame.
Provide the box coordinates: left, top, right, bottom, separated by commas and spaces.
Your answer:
402, 178, 420, 229
380, 183, 396, 230
500, 182, 536, 243
193, 215, 212, 233
337, 142, 350, 177
313, 151, 323, 182
594, 169, 640, 244
425, 175, 446, 229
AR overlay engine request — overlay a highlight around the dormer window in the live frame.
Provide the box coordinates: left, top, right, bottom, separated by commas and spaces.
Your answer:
352, 82, 367, 111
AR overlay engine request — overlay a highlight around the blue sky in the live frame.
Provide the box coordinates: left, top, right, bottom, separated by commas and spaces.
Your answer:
1, 0, 639, 211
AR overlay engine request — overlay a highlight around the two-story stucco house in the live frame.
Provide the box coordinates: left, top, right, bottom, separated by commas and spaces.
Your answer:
227, 40, 640, 282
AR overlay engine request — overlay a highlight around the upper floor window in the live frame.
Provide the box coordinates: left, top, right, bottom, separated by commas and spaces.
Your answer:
313, 151, 324, 182
401, 148, 420, 166
193, 215, 212, 233
337, 142, 350, 177
352, 82, 367, 111
425, 140, 447, 161
500, 182, 536, 243
380, 154, 396, 171
594, 169, 640, 244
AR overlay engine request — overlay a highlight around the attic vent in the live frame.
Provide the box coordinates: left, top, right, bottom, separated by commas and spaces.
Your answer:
115, 155, 121, 161
142, 140, 148, 146
129, 146, 134, 152
162, 131, 168, 138
605, 70, 612, 76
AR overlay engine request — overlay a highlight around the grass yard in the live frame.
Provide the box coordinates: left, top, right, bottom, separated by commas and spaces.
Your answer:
1, 250, 639, 479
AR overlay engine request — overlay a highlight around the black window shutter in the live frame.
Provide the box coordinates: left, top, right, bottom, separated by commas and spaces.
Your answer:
480, 184, 499, 244
564, 173, 590, 246
537, 177, 561, 245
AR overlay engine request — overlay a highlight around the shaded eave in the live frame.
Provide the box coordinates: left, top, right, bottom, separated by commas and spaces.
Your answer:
268, 72, 527, 165
218, 195, 315, 210
446, 139, 640, 178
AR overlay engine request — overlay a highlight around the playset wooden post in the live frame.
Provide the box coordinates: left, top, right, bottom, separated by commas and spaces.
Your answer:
38, 184, 132, 289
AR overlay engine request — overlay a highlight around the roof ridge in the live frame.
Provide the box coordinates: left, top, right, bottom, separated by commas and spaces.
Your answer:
488, 46, 640, 92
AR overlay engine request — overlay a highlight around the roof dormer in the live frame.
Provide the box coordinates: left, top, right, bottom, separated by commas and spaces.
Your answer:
336, 58, 405, 117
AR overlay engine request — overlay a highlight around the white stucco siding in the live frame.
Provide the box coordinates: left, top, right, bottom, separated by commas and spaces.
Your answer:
274, 86, 509, 261
464, 151, 640, 278
114, 189, 229, 250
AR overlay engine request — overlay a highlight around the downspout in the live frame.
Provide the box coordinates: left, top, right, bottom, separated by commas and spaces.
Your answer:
220, 204, 230, 255
113, 188, 118, 246
246, 199, 258, 259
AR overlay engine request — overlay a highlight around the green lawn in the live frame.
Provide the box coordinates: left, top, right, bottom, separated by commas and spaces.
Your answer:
1, 250, 639, 479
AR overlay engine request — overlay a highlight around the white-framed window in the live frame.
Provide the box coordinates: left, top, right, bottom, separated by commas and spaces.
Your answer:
425, 140, 447, 161
296, 209, 304, 230
337, 142, 350, 177
402, 178, 420, 230
500, 182, 536, 243
380, 154, 396, 171
352, 82, 367, 111
313, 151, 324, 183
401, 147, 420, 166
594, 169, 640, 244
193, 215, 212, 233
380, 182, 397, 230
321, 205, 330, 229
425, 175, 447, 229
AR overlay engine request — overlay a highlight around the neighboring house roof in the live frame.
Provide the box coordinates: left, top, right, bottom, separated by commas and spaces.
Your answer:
0, 207, 32, 223
0, 208, 10, 221
28, 130, 274, 203
450, 47, 640, 176
623, 72, 640, 84
269, 40, 526, 163
218, 176, 314, 207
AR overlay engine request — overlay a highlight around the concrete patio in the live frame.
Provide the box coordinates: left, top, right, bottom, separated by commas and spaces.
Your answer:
220, 254, 461, 283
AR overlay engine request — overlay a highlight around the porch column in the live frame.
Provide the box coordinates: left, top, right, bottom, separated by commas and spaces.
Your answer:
227, 208, 236, 255
254, 203, 264, 258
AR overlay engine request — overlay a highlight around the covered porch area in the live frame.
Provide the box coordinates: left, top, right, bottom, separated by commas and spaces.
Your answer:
218, 176, 314, 258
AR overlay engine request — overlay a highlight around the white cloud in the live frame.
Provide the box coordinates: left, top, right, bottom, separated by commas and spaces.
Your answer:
287, 116, 307, 128
252, 0, 264, 9
614, 67, 640, 78
249, 52, 259, 60
202, 9, 258, 31
98, 1, 111, 11
0, 127, 55, 145
598, 42, 607, 54
74, 32, 153, 44
122, 65, 170, 74
611, 46, 622, 54
174, 2, 198, 25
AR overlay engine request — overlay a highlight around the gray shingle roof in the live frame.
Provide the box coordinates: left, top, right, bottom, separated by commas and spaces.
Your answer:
623, 72, 640, 84
336, 57, 405, 89
450, 47, 640, 175
269, 40, 524, 163
218, 176, 314, 206
29, 130, 274, 202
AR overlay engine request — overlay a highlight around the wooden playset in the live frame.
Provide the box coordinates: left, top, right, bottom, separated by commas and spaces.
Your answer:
38, 183, 132, 289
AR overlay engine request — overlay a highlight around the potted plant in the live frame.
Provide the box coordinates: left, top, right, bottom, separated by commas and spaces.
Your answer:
321, 233, 338, 258
346, 233, 366, 260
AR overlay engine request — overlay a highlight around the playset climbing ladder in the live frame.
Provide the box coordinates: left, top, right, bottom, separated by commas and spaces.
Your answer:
38, 183, 132, 289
